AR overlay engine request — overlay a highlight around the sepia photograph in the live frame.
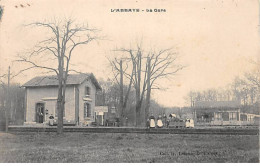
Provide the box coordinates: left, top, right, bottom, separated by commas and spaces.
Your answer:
0, 0, 259, 163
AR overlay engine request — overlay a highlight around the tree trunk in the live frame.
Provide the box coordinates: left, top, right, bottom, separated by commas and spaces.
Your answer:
119, 60, 124, 125
135, 86, 140, 127
144, 57, 151, 126
57, 73, 64, 134
5, 66, 10, 132
135, 101, 142, 127
135, 55, 142, 127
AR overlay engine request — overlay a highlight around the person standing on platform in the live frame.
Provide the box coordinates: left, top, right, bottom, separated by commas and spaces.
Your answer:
157, 115, 163, 128
163, 114, 167, 127
149, 114, 156, 128
146, 119, 150, 129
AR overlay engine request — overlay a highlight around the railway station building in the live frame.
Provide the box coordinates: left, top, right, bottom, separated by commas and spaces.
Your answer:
22, 73, 102, 126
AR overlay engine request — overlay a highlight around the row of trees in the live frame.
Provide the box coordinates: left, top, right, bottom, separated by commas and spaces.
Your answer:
0, 66, 25, 131
185, 64, 260, 107
0, 83, 25, 127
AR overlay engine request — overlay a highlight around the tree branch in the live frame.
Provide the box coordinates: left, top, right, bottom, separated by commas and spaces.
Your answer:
15, 56, 58, 75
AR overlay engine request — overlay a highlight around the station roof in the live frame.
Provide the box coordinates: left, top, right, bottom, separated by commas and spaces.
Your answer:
22, 73, 102, 90
194, 101, 240, 109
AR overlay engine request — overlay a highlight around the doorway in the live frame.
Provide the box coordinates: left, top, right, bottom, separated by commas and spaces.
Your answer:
36, 103, 45, 123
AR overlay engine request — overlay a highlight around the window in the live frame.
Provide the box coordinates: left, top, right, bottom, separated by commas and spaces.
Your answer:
215, 113, 222, 121
248, 115, 253, 121
84, 103, 91, 118
229, 112, 237, 121
222, 112, 229, 121
85, 86, 90, 96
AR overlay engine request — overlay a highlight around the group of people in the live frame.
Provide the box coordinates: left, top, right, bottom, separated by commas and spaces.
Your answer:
146, 114, 169, 128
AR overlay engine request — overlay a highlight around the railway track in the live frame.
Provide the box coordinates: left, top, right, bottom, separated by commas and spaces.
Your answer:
7, 126, 259, 135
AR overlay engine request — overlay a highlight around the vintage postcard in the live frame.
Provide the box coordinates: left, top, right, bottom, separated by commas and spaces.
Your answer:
0, 0, 259, 163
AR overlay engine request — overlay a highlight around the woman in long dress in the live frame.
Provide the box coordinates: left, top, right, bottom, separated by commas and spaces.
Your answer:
149, 114, 156, 128
157, 115, 163, 128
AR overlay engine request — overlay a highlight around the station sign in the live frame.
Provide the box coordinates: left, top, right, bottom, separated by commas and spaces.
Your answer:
95, 106, 108, 113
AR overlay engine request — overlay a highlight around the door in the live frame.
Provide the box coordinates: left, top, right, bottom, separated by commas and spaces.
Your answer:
36, 103, 45, 123
96, 115, 102, 125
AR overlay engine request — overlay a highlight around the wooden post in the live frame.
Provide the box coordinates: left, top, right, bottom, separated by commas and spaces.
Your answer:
24, 88, 27, 123
194, 109, 197, 123
5, 66, 10, 132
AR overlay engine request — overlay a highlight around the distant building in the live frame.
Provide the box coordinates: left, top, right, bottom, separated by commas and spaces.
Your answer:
193, 101, 260, 126
194, 101, 241, 125
240, 113, 260, 126
94, 106, 108, 126
22, 73, 101, 126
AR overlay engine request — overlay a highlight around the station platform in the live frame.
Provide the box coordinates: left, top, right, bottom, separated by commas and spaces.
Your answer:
7, 125, 259, 135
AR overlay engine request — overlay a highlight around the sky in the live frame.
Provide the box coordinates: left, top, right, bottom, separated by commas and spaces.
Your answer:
0, 0, 259, 107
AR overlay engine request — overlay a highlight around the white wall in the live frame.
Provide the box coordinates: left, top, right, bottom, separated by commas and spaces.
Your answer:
25, 86, 75, 122
78, 78, 96, 123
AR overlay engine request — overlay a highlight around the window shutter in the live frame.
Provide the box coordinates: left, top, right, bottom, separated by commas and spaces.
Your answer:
55, 102, 58, 117
87, 103, 91, 117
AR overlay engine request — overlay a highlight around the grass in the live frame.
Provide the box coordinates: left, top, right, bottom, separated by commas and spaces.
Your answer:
0, 132, 259, 163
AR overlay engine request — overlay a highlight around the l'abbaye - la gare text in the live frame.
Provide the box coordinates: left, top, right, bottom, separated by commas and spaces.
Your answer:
111, 8, 166, 12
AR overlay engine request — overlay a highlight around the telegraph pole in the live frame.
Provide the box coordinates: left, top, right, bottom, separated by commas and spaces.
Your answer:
5, 66, 10, 132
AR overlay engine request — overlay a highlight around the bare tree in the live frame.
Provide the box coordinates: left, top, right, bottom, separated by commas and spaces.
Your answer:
184, 91, 196, 107
109, 57, 134, 125
0, 74, 6, 85
16, 19, 99, 134
145, 48, 184, 122
245, 70, 260, 89
0, 67, 11, 132
110, 46, 147, 126
246, 60, 260, 101
112, 44, 184, 126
